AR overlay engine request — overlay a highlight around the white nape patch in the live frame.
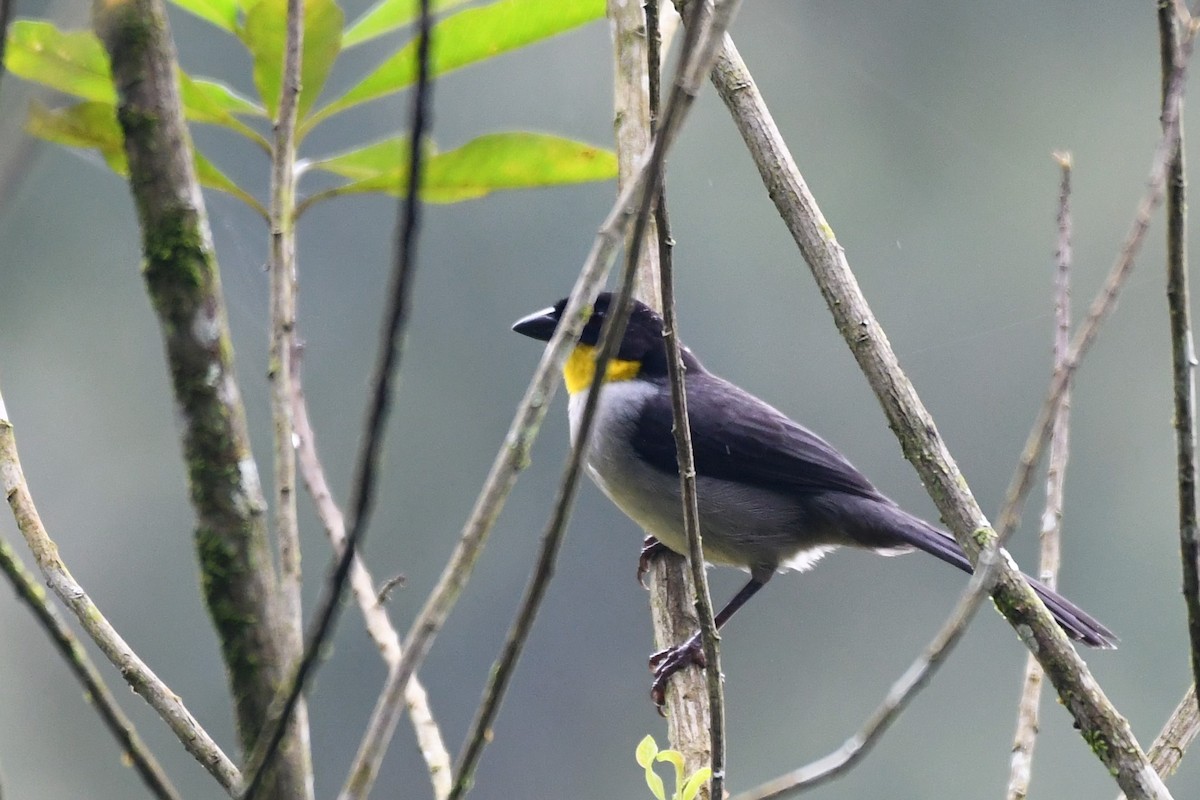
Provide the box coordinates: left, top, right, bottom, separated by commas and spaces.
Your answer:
780, 545, 838, 573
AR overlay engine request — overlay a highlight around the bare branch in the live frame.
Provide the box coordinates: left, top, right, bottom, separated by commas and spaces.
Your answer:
266, 0, 313, 793
290, 355, 451, 799
1006, 154, 1074, 800
0, 534, 182, 800
1118, 684, 1200, 800
269, 0, 305, 663
242, 0, 435, 793
0, 392, 240, 794
993, 21, 1197, 546
649, 0, 725, 795
679, 12, 1186, 798
1160, 0, 1200, 714
731, 546, 1001, 799
91, 0, 310, 793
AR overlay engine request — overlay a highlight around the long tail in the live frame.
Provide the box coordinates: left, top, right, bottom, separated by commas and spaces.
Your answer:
850, 498, 1118, 649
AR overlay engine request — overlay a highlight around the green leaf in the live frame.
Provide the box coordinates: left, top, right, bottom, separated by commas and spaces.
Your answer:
342, 0, 471, 49
307, 0, 604, 129
242, 0, 345, 120
635, 735, 658, 769
679, 767, 712, 800
309, 135, 416, 181
307, 132, 615, 205
422, 131, 616, 202
656, 749, 685, 800
28, 100, 266, 215
195, 151, 267, 213
181, 75, 266, 118
178, 73, 270, 145
4, 21, 115, 103
26, 99, 126, 171
169, 0, 241, 32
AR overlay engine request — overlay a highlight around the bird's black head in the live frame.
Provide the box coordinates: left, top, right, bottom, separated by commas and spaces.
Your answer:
512, 292, 670, 366
512, 292, 694, 393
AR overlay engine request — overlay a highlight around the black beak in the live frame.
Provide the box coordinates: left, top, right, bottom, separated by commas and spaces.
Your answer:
511, 306, 560, 342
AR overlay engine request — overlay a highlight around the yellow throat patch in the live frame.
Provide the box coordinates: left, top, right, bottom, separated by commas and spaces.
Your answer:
563, 344, 641, 395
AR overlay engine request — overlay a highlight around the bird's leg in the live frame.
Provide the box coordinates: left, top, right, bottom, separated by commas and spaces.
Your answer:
649, 578, 767, 710
637, 535, 671, 587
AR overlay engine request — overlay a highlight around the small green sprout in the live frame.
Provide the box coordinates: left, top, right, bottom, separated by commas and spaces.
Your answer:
635, 735, 712, 800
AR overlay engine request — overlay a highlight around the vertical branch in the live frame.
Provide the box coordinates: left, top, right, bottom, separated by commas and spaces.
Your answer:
267, 0, 313, 792
647, 0, 724, 796
610, 0, 714, 782
608, 0, 663, 308
91, 0, 311, 795
242, 1, 435, 796
1160, 0, 1200, 707
269, 0, 304, 657
1006, 154, 1074, 800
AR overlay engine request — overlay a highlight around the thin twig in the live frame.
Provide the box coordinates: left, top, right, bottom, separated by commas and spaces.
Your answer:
687, 12, 1187, 798
0, 535, 182, 800
266, 0, 313, 790
290, 351, 452, 799
730, 545, 1002, 800
993, 21, 1197, 546
447, 2, 719, 795
269, 0, 305, 657
240, 0, 435, 795
338, 3, 743, 795
659, 174, 725, 800
1160, 0, 1200, 713
649, 0, 726, 796
637, 0, 711, 773
1005, 154, 1074, 800
1118, 684, 1200, 800
0, 390, 241, 794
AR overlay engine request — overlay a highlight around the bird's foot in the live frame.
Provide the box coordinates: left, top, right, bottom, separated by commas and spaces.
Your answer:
637, 536, 670, 587
648, 632, 705, 713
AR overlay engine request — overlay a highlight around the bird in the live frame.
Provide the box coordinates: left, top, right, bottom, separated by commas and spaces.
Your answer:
512, 292, 1116, 707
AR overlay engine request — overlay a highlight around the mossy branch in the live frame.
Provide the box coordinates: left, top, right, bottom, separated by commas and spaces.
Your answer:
90, 0, 312, 795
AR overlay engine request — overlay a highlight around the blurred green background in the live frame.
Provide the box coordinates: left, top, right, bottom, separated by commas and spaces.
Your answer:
1, 1, 1197, 798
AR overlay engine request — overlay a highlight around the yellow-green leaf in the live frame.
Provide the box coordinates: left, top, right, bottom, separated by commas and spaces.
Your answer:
28, 100, 265, 215
307, 0, 604, 130
342, 0, 471, 49
679, 767, 712, 800
635, 735, 659, 769
27, 99, 125, 171
178, 73, 270, 147
306, 132, 616, 204
242, 0, 344, 120
4, 21, 115, 103
195, 151, 266, 213
169, 0, 241, 32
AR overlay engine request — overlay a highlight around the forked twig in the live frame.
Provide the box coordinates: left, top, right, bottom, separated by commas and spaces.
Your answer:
0, 390, 240, 794
0, 535, 182, 800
